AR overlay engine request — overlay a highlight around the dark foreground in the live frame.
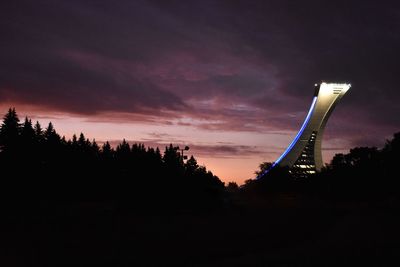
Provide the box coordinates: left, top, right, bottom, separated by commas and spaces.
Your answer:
2, 194, 400, 267
1, 109, 400, 266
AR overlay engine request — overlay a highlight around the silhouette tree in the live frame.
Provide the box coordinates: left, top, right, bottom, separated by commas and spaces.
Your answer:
91, 139, 100, 155
34, 120, 42, 136
33, 121, 45, 146
20, 117, 35, 149
381, 132, 400, 191
116, 139, 130, 155
44, 122, 60, 143
102, 141, 113, 159
226, 182, 239, 193
185, 155, 199, 175
19, 117, 36, 166
165, 144, 182, 162
382, 132, 400, 168
0, 108, 227, 210
0, 107, 20, 153
329, 153, 347, 169
383, 132, 400, 153
78, 132, 86, 148
255, 162, 274, 177
163, 144, 184, 177
344, 147, 380, 168
21, 117, 35, 143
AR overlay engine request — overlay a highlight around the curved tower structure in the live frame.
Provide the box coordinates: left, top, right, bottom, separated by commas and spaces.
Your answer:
260, 82, 351, 178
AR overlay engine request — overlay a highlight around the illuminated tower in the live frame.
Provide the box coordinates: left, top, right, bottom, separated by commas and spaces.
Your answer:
260, 82, 351, 178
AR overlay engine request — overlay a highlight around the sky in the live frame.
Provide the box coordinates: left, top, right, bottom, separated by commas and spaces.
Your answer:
1, 0, 399, 184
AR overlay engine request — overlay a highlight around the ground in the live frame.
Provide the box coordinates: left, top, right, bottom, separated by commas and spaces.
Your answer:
2, 195, 400, 266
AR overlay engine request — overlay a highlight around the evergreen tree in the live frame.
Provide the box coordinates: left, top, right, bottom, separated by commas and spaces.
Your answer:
44, 122, 61, 147
147, 147, 162, 164
163, 144, 184, 179
0, 108, 226, 208
44, 122, 55, 139
21, 117, 35, 143
185, 155, 199, 175
91, 139, 99, 154
60, 136, 68, 146
116, 139, 131, 169
20, 117, 35, 158
102, 141, 112, 155
155, 147, 162, 160
0, 107, 21, 152
85, 138, 91, 148
78, 133, 86, 148
34, 121, 44, 143
71, 134, 78, 147
163, 144, 181, 166
116, 139, 130, 155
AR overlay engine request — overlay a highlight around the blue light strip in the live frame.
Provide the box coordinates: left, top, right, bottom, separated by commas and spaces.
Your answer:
257, 96, 318, 179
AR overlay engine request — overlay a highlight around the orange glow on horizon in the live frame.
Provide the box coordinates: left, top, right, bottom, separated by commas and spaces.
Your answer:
0, 105, 350, 185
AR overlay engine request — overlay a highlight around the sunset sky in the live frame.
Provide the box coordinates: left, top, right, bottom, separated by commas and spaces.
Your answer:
1, 1, 399, 184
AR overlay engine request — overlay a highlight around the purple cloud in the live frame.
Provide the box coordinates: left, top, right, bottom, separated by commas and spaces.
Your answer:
0, 0, 399, 151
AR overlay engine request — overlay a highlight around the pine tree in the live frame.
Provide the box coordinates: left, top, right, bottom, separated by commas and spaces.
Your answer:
163, 144, 184, 176
44, 122, 54, 139
101, 141, 113, 160
92, 139, 99, 152
90, 139, 100, 158
102, 141, 111, 153
60, 136, 67, 146
155, 147, 162, 160
0, 108, 21, 152
116, 139, 130, 155
185, 155, 199, 175
21, 117, 35, 143
34, 121, 44, 143
34, 121, 42, 135
72, 134, 78, 146
163, 144, 181, 165
78, 133, 86, 147
44, 122, 60, 145
19, 117, 35, 157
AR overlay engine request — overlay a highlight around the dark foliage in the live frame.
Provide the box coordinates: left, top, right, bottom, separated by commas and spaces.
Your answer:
247, 132, 400, 200
1, 108, 400, 266
0, 108, 225, 211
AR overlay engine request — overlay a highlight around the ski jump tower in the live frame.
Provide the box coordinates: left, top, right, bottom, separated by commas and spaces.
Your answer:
260, 82, 351, 178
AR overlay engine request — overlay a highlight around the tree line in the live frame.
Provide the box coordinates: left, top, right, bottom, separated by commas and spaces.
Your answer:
0, 108, 224, 209
247, 131, 400, 200
1, 107, 399, 208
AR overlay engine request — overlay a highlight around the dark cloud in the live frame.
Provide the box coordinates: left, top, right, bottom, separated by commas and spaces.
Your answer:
0, 0, 399, 148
